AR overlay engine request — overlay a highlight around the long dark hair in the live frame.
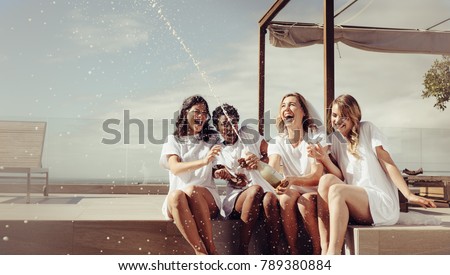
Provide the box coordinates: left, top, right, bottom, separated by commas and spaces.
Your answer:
173, 95, 214, 142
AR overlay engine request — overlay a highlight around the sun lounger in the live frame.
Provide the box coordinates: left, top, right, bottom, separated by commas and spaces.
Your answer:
0, 120, 49, 203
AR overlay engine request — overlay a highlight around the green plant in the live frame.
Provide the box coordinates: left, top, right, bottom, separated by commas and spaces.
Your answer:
422, 55, 450, 111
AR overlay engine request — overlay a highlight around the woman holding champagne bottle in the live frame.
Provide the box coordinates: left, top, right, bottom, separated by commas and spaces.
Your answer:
212, 103, 283, 254
268, 92, 324, 255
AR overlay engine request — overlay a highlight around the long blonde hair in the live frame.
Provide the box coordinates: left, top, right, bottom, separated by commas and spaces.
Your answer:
276, 92, 311, 134
331, 94, 362, 158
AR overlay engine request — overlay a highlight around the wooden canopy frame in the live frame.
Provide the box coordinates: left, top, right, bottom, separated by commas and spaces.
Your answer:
258, 0, 334, 134
258, 0, 450, 135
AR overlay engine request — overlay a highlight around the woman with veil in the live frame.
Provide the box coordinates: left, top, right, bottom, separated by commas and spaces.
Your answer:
268, 92, 326, 255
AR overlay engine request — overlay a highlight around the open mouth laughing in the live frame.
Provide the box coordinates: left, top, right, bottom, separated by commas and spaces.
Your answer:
284, 114, 294, 123
194, 119, 204, 126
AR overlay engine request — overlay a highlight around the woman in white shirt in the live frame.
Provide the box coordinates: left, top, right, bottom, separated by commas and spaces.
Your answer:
212, 104, 280, 254
268, 92, 324, 255
311, 94, 436, 255
159, 95, 222, 255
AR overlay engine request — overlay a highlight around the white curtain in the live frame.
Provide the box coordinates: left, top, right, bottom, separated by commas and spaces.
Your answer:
269, 23, 450, 55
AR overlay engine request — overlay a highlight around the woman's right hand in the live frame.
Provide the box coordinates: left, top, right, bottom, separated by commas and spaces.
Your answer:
307, 143, 328, 163
242, 152, 259, 170
214, 168, 231, 180
204, 145, 221, 165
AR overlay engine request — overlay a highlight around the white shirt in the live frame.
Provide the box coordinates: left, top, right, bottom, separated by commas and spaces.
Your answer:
268, 134, 322, 193
216, 126, 275, 217
159, 134, 221, 219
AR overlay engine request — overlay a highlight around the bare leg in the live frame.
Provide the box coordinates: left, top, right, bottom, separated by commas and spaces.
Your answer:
298, 192, 321, 255
327, 184, 372, 255
167, 190, 207, 254
184, 185, 219, 255
317, 174, 341, 255
262, 192, 282, 254
234, 185, 264, 254
279, 189, 301, 254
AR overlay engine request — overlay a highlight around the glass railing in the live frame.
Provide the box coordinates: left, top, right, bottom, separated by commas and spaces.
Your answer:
380, 127, 450, 177
1, 116, 449, 185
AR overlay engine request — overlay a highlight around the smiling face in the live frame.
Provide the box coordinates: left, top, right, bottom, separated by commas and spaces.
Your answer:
217, 115, 238, 144
186, 103, 209, 135
280, 95, 305, 129
331, 103, 354, 138
330, 94, 362, 139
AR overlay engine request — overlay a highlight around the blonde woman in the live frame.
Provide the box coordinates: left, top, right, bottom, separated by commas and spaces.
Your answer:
310, 94, 436, 255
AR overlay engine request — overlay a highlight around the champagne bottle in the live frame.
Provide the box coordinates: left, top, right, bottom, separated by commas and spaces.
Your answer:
256, 161, 284, 188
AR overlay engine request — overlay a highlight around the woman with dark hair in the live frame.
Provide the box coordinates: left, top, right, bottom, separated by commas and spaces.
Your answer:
160, 95, 222, 255
268, 92, 324, 255
212, 103, 281, 254
310, 94, 436, 254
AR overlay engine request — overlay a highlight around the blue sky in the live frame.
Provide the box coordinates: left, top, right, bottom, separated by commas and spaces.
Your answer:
1, 0, 449, 182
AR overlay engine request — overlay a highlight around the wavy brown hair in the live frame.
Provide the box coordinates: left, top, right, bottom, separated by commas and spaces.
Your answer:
330, 94, 362, 158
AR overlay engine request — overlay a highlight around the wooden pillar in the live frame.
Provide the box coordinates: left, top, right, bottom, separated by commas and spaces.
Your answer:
324, 0, 335, 132
258, 28, 266, 136
258, 0, 291, 136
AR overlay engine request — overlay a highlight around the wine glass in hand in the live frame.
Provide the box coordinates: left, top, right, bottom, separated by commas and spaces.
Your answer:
307, 123, 322, 164
308, 123, 323, 144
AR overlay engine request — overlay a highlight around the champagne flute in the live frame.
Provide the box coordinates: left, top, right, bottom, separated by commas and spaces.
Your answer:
307, 123, 323, 164
307, 123, 322, 144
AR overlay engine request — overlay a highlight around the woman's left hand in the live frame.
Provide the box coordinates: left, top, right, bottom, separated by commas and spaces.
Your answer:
407, 194, 437, 208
